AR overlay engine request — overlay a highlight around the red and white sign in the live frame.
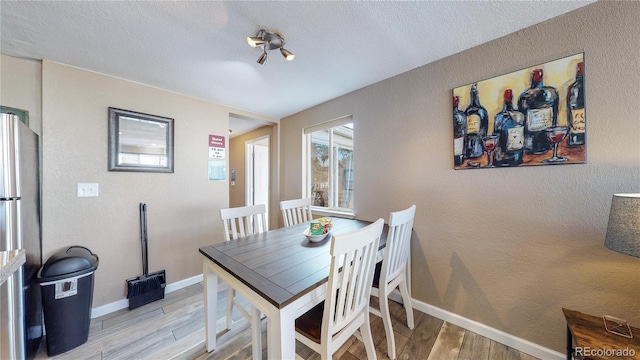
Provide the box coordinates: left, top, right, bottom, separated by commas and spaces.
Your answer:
208, 134, 226, 159
209, 135, 225, 148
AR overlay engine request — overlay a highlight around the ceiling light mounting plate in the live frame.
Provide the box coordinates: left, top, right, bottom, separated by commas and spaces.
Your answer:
263, 32, 284, 50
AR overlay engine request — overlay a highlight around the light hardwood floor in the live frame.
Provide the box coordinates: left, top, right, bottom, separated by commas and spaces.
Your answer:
35, 282, 540, 360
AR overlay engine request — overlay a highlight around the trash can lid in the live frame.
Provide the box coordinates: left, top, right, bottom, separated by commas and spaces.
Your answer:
38, 246, 99, 282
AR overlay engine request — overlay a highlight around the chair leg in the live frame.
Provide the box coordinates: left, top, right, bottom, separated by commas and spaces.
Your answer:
226, 288, 235, 330
399, 279, 414, 329
380, 294, 395, 360
251, 305, 262, 360
361, 313, 378, 360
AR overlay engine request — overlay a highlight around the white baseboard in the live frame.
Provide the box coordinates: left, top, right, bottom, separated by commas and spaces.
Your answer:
165, 273, 203, 293
410, 298, 564, 360
90, 274, 204, 319
91, 298, 129, 319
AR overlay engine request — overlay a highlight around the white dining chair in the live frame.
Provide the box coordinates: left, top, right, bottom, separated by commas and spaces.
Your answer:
279, 197, 313, 227
219, 204, 268, 360
369, 205, 416, 360
220, 203, 268, 241
295, 218, 384, 360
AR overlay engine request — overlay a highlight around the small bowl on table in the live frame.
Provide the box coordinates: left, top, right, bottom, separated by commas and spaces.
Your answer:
303, 225, 332, 243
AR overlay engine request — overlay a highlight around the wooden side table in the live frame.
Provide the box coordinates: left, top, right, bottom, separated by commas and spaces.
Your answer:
563, 308, 640, 359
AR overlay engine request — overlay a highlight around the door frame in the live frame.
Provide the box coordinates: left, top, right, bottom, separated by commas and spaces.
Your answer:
246, 135, 270, 222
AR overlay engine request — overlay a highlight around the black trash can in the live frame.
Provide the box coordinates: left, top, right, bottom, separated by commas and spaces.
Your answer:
37, 246, 99, 356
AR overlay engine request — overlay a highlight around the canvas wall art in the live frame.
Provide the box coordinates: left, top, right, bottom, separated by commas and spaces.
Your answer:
453, 53, 585, 170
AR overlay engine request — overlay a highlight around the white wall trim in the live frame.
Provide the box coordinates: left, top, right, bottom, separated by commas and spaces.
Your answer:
91, 298, 129, 319
411, 298, 565, 360
165, 273, 203, 293
90, 274, 204, 319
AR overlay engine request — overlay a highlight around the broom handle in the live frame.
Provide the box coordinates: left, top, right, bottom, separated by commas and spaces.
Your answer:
140, 203, 149, 275
143, 203, 149, 275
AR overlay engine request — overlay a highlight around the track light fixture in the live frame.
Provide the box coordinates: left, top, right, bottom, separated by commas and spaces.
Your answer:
247, 29, 295, 65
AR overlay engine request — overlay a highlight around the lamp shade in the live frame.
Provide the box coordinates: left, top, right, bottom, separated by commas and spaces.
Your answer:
604, 193, 640, 258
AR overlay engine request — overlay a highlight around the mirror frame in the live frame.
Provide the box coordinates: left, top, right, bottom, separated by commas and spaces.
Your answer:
108, 107, 174, 173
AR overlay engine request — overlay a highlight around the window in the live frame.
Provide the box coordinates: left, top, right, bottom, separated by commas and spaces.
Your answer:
304, 116, 354, 214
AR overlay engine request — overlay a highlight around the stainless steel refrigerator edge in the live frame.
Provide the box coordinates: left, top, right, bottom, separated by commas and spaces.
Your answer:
1, 113, 43, 360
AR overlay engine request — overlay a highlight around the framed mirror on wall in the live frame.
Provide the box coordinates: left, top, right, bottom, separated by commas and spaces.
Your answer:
108, 107, 174, 173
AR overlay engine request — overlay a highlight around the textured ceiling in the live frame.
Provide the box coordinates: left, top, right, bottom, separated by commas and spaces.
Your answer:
1, 1, 594, 127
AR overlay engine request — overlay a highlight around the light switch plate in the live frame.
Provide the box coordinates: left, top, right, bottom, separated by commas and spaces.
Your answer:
77, 183, 99, 197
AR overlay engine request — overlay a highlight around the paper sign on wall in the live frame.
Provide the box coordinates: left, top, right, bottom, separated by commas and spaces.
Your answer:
208, 134, 226, 181
208, 159, 226, 181
209, 135, 226, 159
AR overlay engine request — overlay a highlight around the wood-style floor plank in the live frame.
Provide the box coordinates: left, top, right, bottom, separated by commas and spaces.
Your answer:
35, 282, 541, 360
397, 311, 443, 360
489, 341, 528, 360
149, 327, 205, 360
427, 321, 466, 360
458, 331, 491, 360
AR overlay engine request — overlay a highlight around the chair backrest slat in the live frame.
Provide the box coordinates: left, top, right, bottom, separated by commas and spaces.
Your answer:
382, 205, 416, 285
280, 198, 313, 227
220, 204, 268, 241
322, 218, 384, 342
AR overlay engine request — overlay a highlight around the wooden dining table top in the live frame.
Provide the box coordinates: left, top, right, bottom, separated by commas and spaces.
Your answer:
199, 217, 387, 310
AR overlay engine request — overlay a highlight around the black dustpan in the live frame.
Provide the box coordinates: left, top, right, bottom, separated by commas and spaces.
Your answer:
127, 203, 166, 309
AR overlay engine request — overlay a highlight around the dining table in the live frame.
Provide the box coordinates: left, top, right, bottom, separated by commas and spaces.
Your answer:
199, 217, 388, 360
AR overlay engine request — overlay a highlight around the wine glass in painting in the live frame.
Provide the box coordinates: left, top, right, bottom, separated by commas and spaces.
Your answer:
543, 126, 569, 163
481, 135, 499, 168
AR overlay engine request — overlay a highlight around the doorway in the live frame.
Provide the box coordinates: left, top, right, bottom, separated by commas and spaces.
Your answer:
246, 136, 270, 222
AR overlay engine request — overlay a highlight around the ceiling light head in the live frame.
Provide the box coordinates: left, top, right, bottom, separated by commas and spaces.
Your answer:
247, 36, 265, 48
247, 28, 293, 65
257, 51, 268, 65
280, 48, 295, 61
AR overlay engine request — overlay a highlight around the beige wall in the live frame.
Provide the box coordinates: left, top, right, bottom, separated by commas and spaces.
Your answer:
41, 61, 228, 306
2, 56, 281, 309
0, 55, 42, 135
280, 1, 640, 353
38, 61, 270, 307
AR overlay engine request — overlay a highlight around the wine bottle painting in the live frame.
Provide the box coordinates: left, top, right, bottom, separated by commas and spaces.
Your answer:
452, 53, 586, 170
